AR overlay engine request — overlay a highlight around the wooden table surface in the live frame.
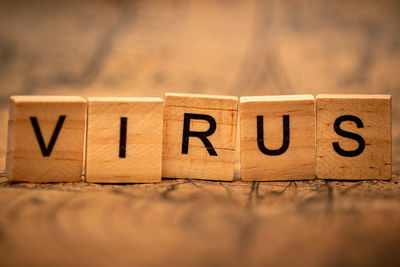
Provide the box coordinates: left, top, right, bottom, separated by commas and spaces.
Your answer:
0, 0, 400, 266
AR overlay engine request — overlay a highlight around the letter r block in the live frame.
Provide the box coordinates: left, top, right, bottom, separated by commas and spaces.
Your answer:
240, 95, 316, 181
162, 93, 238, 181
6, 96, 87, 182
86, 97, 163, 183
316, 95, 391, 180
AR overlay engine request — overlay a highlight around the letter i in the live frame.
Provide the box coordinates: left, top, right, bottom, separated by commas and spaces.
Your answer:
119, 117, 127, 158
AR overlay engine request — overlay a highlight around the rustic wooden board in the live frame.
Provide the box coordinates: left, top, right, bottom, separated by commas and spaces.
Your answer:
1, 173, 400, 266
0, 0, 400, 266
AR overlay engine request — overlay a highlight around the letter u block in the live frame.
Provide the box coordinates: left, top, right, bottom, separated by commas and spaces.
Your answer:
6, 96, 87, 182
162, 93, 238, 181
316, 95, 391, 180
240, 95, 316, 181
85, 97, 163, 183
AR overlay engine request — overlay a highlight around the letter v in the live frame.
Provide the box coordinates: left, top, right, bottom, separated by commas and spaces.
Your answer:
30, 115, 66, 157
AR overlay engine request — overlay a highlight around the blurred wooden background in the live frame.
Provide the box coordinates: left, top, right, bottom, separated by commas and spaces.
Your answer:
0, 0, 400, 266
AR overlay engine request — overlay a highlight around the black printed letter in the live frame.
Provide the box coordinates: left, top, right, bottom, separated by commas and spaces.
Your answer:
182, 113, 217, 156
30, 115, 66, 157
119, 117, 128, 158
332, 115, 365, 157
257, 115, 290, 156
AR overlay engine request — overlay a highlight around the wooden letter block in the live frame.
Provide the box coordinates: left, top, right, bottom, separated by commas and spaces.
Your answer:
6, 96, 86, 182
162, 93, 238, 181
86, 97, 163, 183
316, 94, 391, 180
240, 95, 316, 181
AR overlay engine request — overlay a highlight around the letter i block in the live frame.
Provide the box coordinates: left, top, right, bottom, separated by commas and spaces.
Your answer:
240, 95, 316, 181
163, 93, 238, 181
86, 97, 163, 183
6, 96, 87, 182
316, 95, 391, 180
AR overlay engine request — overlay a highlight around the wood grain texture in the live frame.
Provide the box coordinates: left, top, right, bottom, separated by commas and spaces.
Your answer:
86, 97, 163, 183
162, 93, 238, 181
240, 95, 315, 181
316, 94, 391, 180
6, 96, 86, 182
0, 0, 400, 266
1, 174, 400, 266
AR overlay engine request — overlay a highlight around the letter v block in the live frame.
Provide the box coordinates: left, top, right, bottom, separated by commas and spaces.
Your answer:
86, 97, 163, 183
240, 95, 316, 181
6, 96, 87, 182
316, 94, 391, 180
163, 93, 238, 181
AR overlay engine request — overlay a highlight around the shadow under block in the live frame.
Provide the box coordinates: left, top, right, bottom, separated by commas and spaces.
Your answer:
316, 95, 391, 180
162, 93, 238, 181
86, 98, 163, 183
240, 95, 316, 181
6, 96, 87, 182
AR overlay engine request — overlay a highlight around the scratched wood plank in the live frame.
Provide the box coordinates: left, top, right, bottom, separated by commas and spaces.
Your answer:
0, 0, 400, 266
1, 173, 400, 266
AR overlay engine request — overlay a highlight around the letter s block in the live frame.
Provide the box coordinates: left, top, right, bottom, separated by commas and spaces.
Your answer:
162, 93, 238, 181
240, 95, 316, 181
316, 95, 391, 180
6, 96, 87, 182
86, 97, 163, 183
